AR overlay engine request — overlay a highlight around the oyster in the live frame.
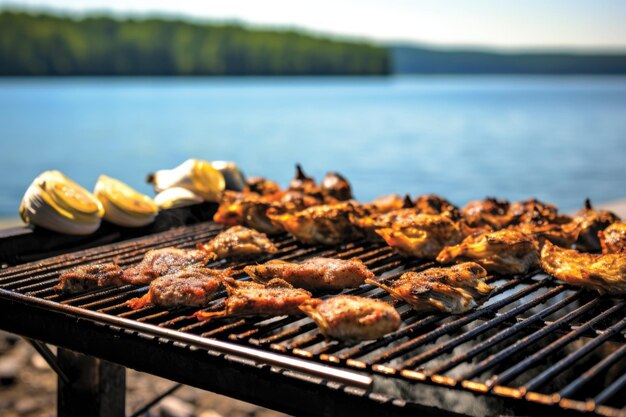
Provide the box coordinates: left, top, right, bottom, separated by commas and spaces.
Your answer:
94, 175, 157, 227
20, 170, 104, 235
147, 159, 225, 202
153, 187, 203, 209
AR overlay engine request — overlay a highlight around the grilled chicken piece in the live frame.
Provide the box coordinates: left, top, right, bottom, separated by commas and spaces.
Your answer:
437, 229, 539, 275
366, 194, 413, 214
194, 277, 312, 320
122, 248, 211, 285
507, 198, 562, 226
321, 172, 353, 201
275, 190, 323, 213
243, 176, 282, 196
268, 202, 365, 245
213, 191, 284, 235
414, 194, 461, 221
462, 197, 511, 229
244, 257, 374, 290
366, 262, 492, 314
540, 241, 626, 294
299, 295, 401, 342
350, 208, 419, 240
198, 226, 277, 259
376, 214, 463, 259
55, 263, 124, 293
127, 267, 225, 309
571, 199, 620, 252
512, 223, 579, 248
599, 221, 626, 254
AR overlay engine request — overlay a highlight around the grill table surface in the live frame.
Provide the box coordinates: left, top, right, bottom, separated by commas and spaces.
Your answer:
0, 220, 624, 417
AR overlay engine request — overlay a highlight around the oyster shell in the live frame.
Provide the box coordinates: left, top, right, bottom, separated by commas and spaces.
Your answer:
94, 175, 158, 227
20, 170, 103, 235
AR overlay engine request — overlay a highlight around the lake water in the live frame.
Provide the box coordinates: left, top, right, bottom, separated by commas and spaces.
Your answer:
1, 76, 625, 218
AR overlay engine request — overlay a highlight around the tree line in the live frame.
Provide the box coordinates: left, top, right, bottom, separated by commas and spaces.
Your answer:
0, 11, 390, 76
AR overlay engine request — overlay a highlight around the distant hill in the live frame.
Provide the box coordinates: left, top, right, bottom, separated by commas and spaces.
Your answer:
0, 11, 389, 76
391, 45, 626, 74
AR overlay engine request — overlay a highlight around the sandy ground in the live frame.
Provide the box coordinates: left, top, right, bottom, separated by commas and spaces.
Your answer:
0, 332, 289, 417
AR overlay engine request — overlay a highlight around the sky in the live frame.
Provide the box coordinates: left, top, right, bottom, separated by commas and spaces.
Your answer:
1, 0, 626, 51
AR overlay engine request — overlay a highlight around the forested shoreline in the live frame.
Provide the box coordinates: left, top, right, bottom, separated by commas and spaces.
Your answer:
2, 11, 625, 76
0, 12, 389, 76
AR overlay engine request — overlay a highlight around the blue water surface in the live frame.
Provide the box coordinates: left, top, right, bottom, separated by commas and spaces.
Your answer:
1, 75, 625, 217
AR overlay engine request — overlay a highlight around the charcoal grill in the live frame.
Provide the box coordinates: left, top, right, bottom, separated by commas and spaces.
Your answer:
0, 219, 625, 417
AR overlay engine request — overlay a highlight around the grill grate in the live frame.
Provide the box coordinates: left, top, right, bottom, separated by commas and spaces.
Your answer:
1, 221, 625, 416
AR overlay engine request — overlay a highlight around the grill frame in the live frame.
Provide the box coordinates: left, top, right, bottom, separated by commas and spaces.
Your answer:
0, 220, 624, 417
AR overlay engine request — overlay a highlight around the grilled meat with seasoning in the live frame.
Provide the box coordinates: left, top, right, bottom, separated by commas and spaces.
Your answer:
55, 262, 124, 293
198, 226, 277, 259
511, 222, 579, 248
299, 295, 401, 342
599, 221, 626, 254
540, 240, 626, 294
366, 194, 413, 214
244, 257, 374, 290
350, 208, 419, 240
571, 199, 620, 252
462, 197, 512, 229
122, 248, 211, 285
507, 198, 563, 226
437, 229, 539, 275
413, 194, 461, 221
127, 267, 225, 310
268, 202, 365, 245
366, 262, 492, 314
376, 214, 463, 259
213, 191, 284, 235
194, 277, 312, 320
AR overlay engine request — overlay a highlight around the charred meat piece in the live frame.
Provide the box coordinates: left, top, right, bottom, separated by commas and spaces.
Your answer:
243, 176, 282, 196
127, 267, 225, 310
213, 191, 284, 235
122, 248, 211, 285
321, 172, 353, 201
244, 257, 374, 290
414, 194, 461, 220
540, 240, 626, 294
571, 199, 620, 252
599, 221, 626, 254
511, 222, 579, 248
55, 263, 124, 293
268, 202, 365, 245
198, 226, 277, 259
299, 295, 401, 342
194, 277, 312, 320
376, 214, 463, 259
366, 262, 492, 314
437, 229, 539, 275
507, 198, 562, 226
462, 197, 512, 229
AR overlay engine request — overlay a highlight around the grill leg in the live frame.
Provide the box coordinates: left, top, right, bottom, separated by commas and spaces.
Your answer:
57, 348, 126, 417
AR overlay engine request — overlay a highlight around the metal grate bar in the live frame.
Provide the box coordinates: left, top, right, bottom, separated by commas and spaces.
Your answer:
558, 344, 626, 399
522, 315, 626, 393
417, 288, 579, 376
486, 301, 625, 388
